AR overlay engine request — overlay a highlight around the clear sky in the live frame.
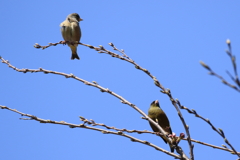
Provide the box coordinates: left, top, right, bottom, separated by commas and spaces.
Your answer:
1, 1, 240, 160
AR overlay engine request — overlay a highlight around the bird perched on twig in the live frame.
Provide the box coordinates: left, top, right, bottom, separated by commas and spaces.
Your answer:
148, 100, 174, 152
60, 13, 83, 60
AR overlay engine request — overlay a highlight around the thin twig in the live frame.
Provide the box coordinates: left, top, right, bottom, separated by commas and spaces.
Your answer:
185, 138, 240, 155
226, 40, 240, 87
200, 61, 240, 92
200, 39, 240, 91
176, 102, 240, 157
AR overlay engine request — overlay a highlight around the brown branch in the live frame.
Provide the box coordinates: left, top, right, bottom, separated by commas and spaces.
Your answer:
0, 56, 189, 160
81, 115, 239, 155
184, 138, 240, 155
34, 41, 194, 159
0, 105, 182, 159
79, 116, 156, 134
176, 101, 240, 157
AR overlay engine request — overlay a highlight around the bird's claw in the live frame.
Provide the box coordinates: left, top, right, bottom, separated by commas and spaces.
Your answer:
60, 41, 67, 45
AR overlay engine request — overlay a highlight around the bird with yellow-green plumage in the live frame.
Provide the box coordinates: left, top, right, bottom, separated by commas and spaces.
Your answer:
60, 13, 83, 60
148, 100, 174, 152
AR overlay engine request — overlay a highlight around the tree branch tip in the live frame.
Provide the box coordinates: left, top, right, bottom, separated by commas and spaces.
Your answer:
218, 128, 225, 137
108, 42, 114, 47
141, 116, 146, 119
222, 80, 227, 84
226, 39, 231, 45
200, 61, 211, 71
160, 90, 166, 94
221, 144, 228, 148
191, 109, 197, 114
92, 81, 98, 85
120, 100, 127, 104
0, 106, 7, 109
99, 45, 104, 50
79, 116, 85, 120
94, 48, 100, 51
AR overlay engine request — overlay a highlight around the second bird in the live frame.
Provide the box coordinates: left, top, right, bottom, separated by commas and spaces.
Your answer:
148, 100, 174, 152
60, 13, 83, 60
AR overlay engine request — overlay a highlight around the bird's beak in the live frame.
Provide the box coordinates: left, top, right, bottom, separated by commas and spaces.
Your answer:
155, 100, 159, 104
79, 18, 83, 21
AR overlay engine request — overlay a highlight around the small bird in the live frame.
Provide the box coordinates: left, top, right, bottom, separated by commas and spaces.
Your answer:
148, 100, 174, 152
60, 13, 83, 60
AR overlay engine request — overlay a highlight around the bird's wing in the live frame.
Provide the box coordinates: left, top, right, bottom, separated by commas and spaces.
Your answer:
60, 20, 72, 42
158, 112, 172, 134
70, 22, 81, 42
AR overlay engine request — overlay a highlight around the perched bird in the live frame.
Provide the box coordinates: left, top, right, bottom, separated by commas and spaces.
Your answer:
148, 100, 174, 152
60, 13, 83, 60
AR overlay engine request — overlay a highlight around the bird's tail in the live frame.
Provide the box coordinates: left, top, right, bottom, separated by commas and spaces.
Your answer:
70, 45, 80, 60
71, 52, 80, 60
169, 144, 175, 153
160, 135, 175, 152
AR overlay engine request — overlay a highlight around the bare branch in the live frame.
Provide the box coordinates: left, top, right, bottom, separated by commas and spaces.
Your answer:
0, 105, 183, 159
33, 42, 194, 159
225, 39, 239, 86
176, 103, 240, 157
182, 138, 240, 155
200, 39, 240, 92
82, 115, 239, 155
0, 56, 189, 160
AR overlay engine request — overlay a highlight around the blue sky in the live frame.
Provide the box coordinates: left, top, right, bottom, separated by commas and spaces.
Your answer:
1, 1, 240, 160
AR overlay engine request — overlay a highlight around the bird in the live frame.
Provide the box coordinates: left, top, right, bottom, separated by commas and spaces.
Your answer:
148, 100, 174, 152
60, 13, 83, 60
